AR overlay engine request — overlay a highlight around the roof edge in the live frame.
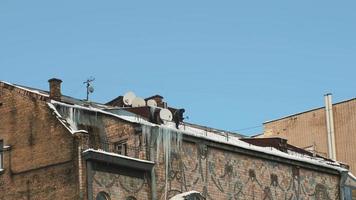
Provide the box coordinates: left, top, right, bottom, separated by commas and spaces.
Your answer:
264, 97, 356, 124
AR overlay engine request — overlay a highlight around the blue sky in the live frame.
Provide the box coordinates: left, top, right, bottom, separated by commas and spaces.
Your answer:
1, 1, 355, 135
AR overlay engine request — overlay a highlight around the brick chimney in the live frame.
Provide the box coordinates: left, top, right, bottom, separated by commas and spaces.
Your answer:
48, 78, 62, 101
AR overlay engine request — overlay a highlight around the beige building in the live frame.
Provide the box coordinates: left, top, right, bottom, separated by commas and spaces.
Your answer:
263, 95, 356, 198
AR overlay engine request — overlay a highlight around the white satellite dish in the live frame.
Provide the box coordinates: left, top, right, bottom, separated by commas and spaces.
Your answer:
132, 97, 146, 107
123, 91, 136, 106
88, 85, 94, 93
147, 99, 157, 107
160, 108, 173, 122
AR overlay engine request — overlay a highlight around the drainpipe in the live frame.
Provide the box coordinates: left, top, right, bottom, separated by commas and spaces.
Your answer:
78, 145, 83, 199
74, 131, 88, 200
150, 140, 157, 200
324, 93, 337, 160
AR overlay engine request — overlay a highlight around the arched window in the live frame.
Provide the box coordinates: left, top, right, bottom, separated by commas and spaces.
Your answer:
96, 191, 110, 200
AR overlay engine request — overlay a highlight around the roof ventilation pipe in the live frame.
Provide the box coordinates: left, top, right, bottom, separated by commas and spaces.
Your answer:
324, 93, 337, 160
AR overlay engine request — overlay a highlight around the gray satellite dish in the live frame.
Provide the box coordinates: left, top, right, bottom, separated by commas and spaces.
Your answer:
147, 99, 157, 107
160, 108, 173, 122
123, 91, 136, 106
132, 97, 146, 107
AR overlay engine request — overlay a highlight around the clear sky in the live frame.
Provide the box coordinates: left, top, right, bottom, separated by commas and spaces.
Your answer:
1, 1, 355, 135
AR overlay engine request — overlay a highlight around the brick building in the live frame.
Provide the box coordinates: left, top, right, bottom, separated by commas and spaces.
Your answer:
262, 95, 356, 199
0, 79, 355, 200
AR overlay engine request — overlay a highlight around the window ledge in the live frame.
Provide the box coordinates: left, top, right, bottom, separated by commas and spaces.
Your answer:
0, 169, 4, 175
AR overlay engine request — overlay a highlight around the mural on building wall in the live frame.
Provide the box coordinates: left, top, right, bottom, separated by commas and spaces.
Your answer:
89, 125, 340, 200
159, 142, 340, 200
92, 171, 150, 200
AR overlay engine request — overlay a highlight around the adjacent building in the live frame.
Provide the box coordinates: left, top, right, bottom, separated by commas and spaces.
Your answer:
263, 94, 356, 199
0, 79, 355, 200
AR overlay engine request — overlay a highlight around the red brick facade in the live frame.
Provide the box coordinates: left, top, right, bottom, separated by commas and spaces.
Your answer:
0, 82, 79, 199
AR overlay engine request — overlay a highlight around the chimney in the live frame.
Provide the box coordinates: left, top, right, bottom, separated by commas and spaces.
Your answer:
48, 78, 62, 101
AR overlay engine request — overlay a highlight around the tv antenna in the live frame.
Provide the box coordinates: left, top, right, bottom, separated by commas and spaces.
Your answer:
83, 77, 95, 101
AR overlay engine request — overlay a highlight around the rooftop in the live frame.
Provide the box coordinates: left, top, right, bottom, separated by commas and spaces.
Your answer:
0, 79, 350, 173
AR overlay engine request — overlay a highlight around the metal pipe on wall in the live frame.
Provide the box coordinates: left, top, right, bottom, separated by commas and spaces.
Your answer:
324, 93, 337, 160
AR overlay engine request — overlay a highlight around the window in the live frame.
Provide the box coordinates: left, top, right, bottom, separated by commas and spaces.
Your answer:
0, 140, 3, 170
115, 140, 128, 156
96, 191, 110, 200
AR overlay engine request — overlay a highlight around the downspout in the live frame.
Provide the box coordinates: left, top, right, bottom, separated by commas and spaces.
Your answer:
78, 144, 84, 199
324, 93, 337, 160
150, 140, 157, 200
339, 171, 348, 200
74, 131, 87, 200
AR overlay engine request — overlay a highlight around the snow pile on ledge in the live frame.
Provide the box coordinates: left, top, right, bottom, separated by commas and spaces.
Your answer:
83, 149, 154, 164
49, 100, 155, 127
169, 191, 203, 200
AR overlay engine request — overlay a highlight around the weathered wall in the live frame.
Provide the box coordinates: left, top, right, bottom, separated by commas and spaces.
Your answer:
82, 115, 341, 200
264, 99, 356, 175
52, 95, 343, 200
0, 83, 78, 199
91, 170, 151, 200
66, 110, 149, 200
153, 140, 340, 200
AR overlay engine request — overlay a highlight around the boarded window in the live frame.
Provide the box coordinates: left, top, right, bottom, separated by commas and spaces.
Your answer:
115, 140, 128, 156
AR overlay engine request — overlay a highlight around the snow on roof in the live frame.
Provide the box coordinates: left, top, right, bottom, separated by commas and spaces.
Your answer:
49, 100, 156, 127
48, 100, 347, 173
175, 125, 346, 172
83, 149, 155, 164
3, 80, 346, 172
47, 102, 88, 134
169, 191, 202, 200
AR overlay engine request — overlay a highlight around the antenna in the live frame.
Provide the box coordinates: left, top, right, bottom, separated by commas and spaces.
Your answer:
83, 77, 95, 101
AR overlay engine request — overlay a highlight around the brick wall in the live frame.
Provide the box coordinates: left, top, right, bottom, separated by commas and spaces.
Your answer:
85, 116, 340, 200
263, 99, 356, 175
0, 83, 79, 199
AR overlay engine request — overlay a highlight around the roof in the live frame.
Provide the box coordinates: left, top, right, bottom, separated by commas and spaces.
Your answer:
145, 94, 163, 101
0, 80, 110, 109
49, 100, 348, 173
241, 137, 336, 162
0, 80, 350, 173
264, 97, 356, 124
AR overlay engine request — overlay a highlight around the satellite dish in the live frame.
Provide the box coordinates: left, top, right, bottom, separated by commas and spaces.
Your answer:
123, 91, 136, 106
147, 99, 157, 107
132, 97, 146, 107
88, 85, 94, 93
160, 108, 173, 122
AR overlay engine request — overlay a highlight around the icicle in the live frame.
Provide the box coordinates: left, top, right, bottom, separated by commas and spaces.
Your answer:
141, 124, 183, 200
